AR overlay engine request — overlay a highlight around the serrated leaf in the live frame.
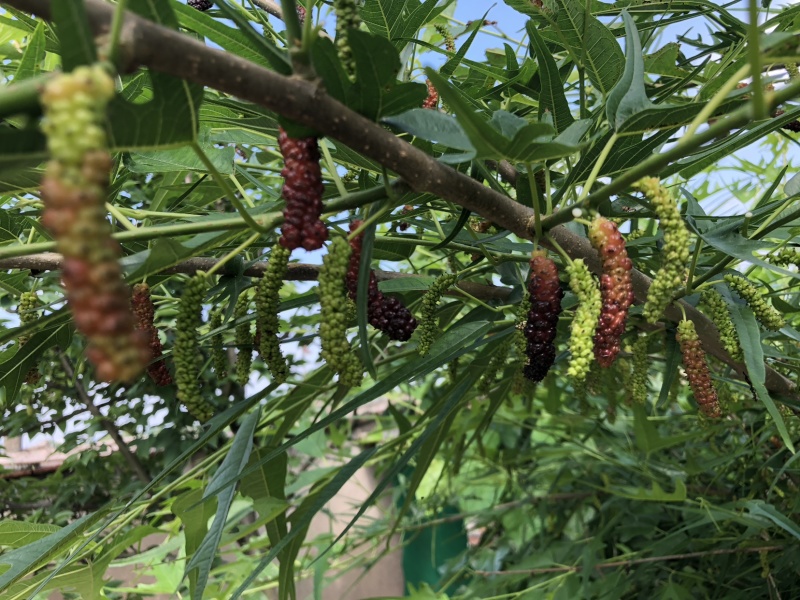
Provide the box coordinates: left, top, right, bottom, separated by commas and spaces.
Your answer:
606, 11, 654, 130
361, 0, 451, 49
0, 522, 61, 548
124, 145, 234, 174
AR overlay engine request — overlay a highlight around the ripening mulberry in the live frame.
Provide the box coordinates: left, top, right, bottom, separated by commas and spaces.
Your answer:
769, 247, 800, 268
632, 178, 690, 324
422, 79, 439, 109
417, 273, 457, 356
565, 259, 601, 381
676, 319, 721, 418
700, 288, 743, 361
278, 128, 328, 251
724, 274, 785, 331
434, 24, 456, 53
132, 284, 172, 386
188, 0, 213, 10
234, 293, 253, 386
589, 216, 634, 367
346, 221, 418, 341
523, 251, 563, 382
334, 0, 361, 80
209, 308, 228, 380
629, 333, 649, 404
319, 236, 363, 387
256, 244, 290, 383
39, 65, 150, 383
174, 275, 213, 422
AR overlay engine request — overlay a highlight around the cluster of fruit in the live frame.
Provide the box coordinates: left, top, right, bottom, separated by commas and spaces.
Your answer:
132, 284, 172, 387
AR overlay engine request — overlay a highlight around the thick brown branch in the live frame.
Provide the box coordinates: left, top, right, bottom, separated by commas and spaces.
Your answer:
1, 0, 796, 400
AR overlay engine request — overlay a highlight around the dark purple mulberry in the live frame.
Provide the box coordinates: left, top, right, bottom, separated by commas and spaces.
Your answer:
346, 220, 417, 341
189, 0, 213, 10
522, 251, 563, 382
278, 127, 328, 251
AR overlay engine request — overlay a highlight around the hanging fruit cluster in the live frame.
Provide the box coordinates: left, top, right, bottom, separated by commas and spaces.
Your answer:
234, 293, 253, 386
319, 236, 363, 387
188, 0, 212, 10
724, 274, 785, 331
39, 65, 150, 382
565, 259, 601, 382
18, 291, 42, 384
132, 284, 172, 386
422, 80, 439, 109
334, 0, 361, 79
676, 320, 721, 418
589, 216, 634, 367
522, 251, 563, 382
700, 288, 743, 361
256, 244, 290, 383
346, 221, 418, 341
417, 273, 457, 356
633, 177, 690, 324
629, 334, 649, 404
278, 127, 327, 251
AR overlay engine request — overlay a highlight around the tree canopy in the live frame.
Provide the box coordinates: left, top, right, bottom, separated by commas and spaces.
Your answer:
0, 0, 799, 598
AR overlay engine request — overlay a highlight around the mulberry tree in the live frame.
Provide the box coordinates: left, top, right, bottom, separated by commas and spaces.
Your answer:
0, 1, 798, 598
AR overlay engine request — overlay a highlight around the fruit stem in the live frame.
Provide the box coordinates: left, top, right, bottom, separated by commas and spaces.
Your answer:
684, 237, 702, 295
576, 132, 618, 206
105, 202, 138, 232
747, 0, 765, 121
544, 234, 572, 266
106, 0, 129, 69
526, 162, 542, 243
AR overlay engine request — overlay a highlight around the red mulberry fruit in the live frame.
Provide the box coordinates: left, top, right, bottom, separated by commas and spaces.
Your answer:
676, 319, 721, 418
39, 65, 150, 383
346, 220, 418, 341
523, 251, 563, 382
278, 128, 328, 252
422, 79, 439, 110
132, 283, 172, 386
589, 216, 634, 367
189, 0, 213, 10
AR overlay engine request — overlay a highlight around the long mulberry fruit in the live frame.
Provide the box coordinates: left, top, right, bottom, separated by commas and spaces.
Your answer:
434, 24, 456, 53
319, 236, 363, 387
18, 291, 42, 384
278, 128, 327, 251
234, 293, 253, 386
565, 259, 601, 382
589, 216, 634, 367
417, 273, 457, 356
523, 251, 563, 382
346, 221, 418, 341
769, 247, 800, 268
39, 65, 150, 382
422, 79, 439, 110
188, 0, 213, 10
724, 274, 785, 331
132, 284, 172, 386
700, 288, 743, 361
629, 333, 649, 404
256, 243, 290, 383
174, 274, 213, 422
676, 319, 721, 418
209, 308, 228, 380
632, 178, 690, 323
334, 0, 361, 80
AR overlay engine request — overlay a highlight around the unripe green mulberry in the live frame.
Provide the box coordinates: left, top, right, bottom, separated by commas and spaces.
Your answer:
629, 333, 649, 404
434, 24, 456, 53
174, 275, 213, 422
256, 244, 290, 383
589, 216, 634, 367
565, 259, 601, 381
676, 319, 721, 418
234, 293, 253, 386
633, 177, 690, 324
769, 247, 800, 268
700, 288, 743, 361
417, 273, 457, 356
209, 308, 228, 380
334, 0, 361, 80
478, 340, 510, 395
724, 274, 785, 331
319, 237, 363, 387
18, 291, 41, 384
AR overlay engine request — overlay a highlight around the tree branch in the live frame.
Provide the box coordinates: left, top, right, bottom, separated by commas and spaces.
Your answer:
0, 251, 513, 302
57, 353, 150, 485
1, 0, 796, 401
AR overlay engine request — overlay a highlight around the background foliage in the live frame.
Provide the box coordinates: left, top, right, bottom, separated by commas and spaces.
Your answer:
0, 0, 799, 598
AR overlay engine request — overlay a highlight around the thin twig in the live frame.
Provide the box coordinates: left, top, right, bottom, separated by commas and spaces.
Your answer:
472, 545, 786, 576
251, 0, 282, 18
57, 353, 150, 485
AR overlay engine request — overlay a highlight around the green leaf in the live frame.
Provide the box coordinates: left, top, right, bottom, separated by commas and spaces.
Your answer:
547, 0, 624, 96
378, 276, 437, 293
527, 22, 574, 133
361, 0, 451, 49
383, 109, 475, 155
0, 512, 102, 593
0, 325, 72, 406
14, 20, 46, 80
608, 479, 688, 502
727, 300, 794, 452
348, 30, 402, 121
124, 145, 235, 174
0, 522, 61, 548
744, 500, 800, 540
172, 488, 215, 599
606, 11, 654, 130
51, 0, 96, 71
